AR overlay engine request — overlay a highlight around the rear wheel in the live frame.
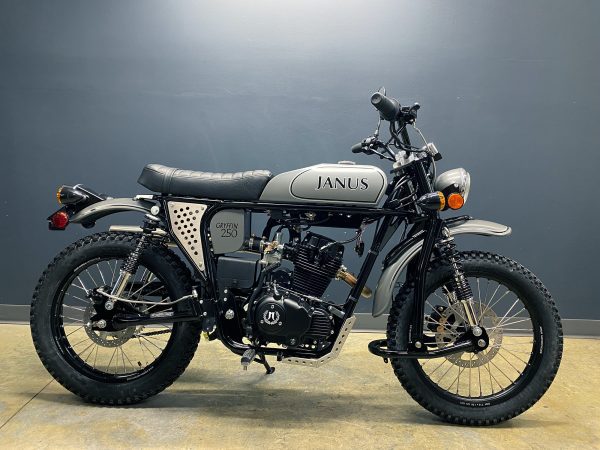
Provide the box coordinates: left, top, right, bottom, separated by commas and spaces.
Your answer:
31, 232, 202, 404
387, 251, 562, 425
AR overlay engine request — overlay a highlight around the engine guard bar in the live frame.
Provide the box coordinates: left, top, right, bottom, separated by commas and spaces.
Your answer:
368, 338, 475, 359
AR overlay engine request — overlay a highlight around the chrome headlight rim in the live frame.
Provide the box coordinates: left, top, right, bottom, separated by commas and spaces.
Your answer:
434, 168, 471, 204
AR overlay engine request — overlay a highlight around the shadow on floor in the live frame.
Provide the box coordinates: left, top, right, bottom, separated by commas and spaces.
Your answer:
34, 386, 559, 430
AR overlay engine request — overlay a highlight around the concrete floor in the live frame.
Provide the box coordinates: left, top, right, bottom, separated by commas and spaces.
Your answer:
0, 324, 598, 449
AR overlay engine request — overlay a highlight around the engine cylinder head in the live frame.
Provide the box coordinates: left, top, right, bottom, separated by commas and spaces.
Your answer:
289, 233, 343, 298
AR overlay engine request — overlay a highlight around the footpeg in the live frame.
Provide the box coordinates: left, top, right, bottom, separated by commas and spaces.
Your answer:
241, 349, 256, 370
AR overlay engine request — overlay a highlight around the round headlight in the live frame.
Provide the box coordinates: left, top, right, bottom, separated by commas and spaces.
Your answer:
434, 168, 471, 203
463, 170, 471, 202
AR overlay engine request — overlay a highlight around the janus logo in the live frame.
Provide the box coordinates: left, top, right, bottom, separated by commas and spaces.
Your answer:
316, 176, 369, 190
263, 310, 281, 325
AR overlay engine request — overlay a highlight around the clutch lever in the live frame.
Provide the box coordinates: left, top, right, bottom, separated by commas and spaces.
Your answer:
351, 137, 395, 161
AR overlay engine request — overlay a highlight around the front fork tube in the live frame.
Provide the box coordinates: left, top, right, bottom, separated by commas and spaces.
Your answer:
410, 220, 480, 347
410, 218, 443, 346
439, 227, 480, 330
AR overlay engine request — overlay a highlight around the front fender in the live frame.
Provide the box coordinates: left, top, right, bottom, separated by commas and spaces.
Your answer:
70, 198, 155, 227
372, 219, 511, 317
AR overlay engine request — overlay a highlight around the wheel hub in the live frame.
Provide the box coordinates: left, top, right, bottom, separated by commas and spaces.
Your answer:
433, 303, 503, 367
83, 305, 140, 347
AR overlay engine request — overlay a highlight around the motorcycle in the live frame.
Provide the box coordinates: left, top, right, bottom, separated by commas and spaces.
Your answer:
31, 88, 562, 424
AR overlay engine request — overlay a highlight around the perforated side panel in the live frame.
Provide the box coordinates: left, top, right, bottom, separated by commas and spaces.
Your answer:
167, 201, 207, 272
282, 316, 356, 367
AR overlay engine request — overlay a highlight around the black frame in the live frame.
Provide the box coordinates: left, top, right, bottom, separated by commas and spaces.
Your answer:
155, 151, 448, 360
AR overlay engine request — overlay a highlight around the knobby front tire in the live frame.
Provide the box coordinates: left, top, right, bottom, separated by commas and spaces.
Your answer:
387, 251, 563, 425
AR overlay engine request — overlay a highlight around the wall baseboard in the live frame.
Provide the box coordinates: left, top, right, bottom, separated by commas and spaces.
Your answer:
3, 304, 598, 337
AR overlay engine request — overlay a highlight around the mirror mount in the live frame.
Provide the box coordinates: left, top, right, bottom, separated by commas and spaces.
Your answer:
373, 86, 386, 138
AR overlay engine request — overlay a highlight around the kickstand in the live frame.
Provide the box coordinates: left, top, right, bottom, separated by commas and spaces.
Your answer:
256, 353, 275, 375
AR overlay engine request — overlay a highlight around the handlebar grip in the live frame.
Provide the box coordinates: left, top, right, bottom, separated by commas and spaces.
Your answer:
370, 92, 400, 121
351, 142, 364, 153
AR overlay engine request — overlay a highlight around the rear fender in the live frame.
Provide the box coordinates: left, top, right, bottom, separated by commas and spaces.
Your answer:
70, 198, 155, 228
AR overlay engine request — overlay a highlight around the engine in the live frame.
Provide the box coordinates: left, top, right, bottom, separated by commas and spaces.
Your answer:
251, 233, 344, 348
288, 233, 344, 298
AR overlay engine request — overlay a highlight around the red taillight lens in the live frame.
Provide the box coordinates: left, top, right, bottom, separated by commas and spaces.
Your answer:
50, 211, 69, 229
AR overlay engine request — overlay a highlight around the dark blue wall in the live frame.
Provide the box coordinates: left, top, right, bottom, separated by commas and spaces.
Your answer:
1, 0, 599, 318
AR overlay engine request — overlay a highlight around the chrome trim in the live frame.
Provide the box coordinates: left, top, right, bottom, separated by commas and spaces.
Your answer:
372, 219, 511, 317
282, 316, 356, 367
449, 219, 511, 237
108, 225, 168, 237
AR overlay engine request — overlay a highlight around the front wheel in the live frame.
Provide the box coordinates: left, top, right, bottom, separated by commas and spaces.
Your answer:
387, 251, 563, 425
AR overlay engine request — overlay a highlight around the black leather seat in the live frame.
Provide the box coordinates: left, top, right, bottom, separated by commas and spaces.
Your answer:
138, 164, 273, 201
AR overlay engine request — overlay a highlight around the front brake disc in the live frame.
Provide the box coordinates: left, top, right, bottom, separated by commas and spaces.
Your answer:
434, 303, 503, 368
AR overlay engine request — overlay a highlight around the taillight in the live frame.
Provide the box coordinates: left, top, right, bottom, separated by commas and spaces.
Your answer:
56, 185, 88, 205
49, 211, 69, 230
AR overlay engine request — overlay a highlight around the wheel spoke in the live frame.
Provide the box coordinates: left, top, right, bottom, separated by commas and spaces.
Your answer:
490, 317, 532, 330
127, 275, 157, 300
496, 307, 527, 327
65, 326, 84, 337
484, 283, 501, 311
61, 315, 84, 323
85, 269, 99, 288
425, 358, 447, 377
414, 273, 536, 400
97, 264, 107, 285
56, 259, 172, 378
109, 260, 118, 286
489, 359, 514, 383
66, 293, 90, 305
63, 305, 85, 312
479, 289, 511, 321
143, 297, 170, 313
106, 348, 117, 372
496, 350, 524, 375
75, 276, 89, 293
436, 362, 455, 385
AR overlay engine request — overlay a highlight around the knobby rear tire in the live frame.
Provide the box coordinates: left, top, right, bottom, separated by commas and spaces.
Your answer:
30, 232, 202, 405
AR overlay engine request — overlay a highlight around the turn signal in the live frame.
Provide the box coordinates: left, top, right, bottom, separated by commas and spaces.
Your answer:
447, 193, 465, 210
49, 210, 69, 230
416, 192, 446, 211
56, 185, 88, 205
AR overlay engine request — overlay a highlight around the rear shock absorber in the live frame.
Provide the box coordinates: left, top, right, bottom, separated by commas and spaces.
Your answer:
107, 214, 161, 307
437, 228, 480, 331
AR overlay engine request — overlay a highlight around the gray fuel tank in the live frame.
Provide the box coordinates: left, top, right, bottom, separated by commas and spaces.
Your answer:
259, 163, 387, 206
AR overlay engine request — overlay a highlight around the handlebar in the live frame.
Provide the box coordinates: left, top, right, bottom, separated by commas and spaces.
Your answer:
351, 89, 436, 162
351, 142, 364, 153
370, 92, 400, 121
